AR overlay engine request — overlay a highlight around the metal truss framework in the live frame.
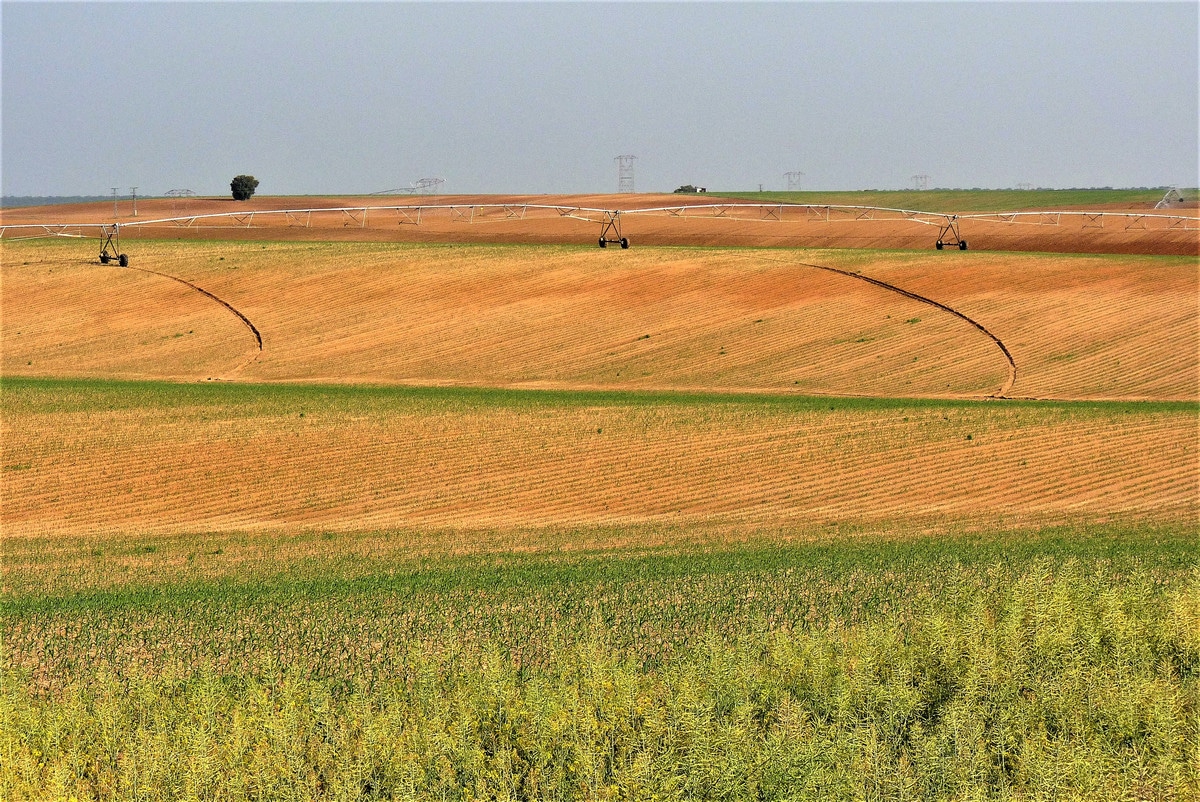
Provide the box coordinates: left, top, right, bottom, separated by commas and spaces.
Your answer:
3, 203, 1196, 253
371, 178, 446, 196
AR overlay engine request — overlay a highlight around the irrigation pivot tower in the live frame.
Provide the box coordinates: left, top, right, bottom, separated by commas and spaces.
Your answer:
784, 171, 805, 191
615, 155, 636, 193
911, 174, 930, 191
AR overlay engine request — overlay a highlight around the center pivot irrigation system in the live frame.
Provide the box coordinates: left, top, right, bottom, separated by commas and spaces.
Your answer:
97, 224, 129, 266
597, 210, 629, 248
2, 201, 1196, 265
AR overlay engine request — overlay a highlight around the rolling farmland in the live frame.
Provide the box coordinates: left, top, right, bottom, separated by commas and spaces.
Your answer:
1, 192, 1197, 800
3, 239, 1196, 399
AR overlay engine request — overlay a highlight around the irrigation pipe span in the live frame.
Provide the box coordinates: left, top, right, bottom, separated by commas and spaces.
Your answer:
2, 203, 1195, 239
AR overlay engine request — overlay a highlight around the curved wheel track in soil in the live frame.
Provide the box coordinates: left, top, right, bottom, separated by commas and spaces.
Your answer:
745, 253, 1018, 397
134, 249, 1014, 396
123, 265, 263, 351
801, 261, 1017, 398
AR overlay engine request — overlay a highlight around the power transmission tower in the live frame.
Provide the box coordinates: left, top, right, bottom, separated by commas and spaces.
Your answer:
414, 178, 445, 195
166, 189, 197, 215
615, 155, 636, 193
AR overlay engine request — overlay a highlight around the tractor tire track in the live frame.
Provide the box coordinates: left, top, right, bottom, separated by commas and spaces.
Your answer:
123, 265, 263, 351
741, 252, 1017, 397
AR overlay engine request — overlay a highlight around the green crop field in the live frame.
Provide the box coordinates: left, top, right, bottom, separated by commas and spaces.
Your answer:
4, 517, 1198, 800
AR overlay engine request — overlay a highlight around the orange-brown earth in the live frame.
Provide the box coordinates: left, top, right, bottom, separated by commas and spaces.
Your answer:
3, 386, 1195, 540
3, 240, 1195, 399
1, 196, 1196, 543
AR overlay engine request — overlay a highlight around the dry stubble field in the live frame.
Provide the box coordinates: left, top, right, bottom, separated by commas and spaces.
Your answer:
1, 194, 1198, 800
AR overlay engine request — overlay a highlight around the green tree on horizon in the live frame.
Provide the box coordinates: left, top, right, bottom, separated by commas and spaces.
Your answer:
230, 175, 259, 201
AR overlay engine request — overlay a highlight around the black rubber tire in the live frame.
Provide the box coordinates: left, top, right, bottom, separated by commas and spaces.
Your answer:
119, 254, 129, 267
958, 241, 968, 251
599, 238, 607, 248
100, 252, 110, 264
620, 238, 629, 249
935, 241, 944, 250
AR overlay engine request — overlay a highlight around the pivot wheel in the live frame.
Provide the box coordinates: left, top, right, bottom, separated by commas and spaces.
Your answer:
958, 241, 968, 251
599, 238, 607, 248
936, 241, 944, 250
620, 238, 629, 249
119, 254, 129, 267
100, 252, 111, 263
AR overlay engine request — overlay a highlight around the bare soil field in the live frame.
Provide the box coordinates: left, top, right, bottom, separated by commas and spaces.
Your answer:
4, 381, 1194, 540
3, 239, 1195, 400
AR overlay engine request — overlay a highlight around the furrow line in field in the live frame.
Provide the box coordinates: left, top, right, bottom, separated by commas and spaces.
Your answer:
1101, 357, 1199, 398
770, 429, 1128, 515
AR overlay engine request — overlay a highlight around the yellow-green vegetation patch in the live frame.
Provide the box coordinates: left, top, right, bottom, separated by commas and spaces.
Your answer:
3, 523, 1198, 800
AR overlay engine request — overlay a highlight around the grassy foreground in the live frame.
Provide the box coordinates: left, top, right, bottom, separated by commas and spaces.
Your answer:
4, 523, 1198, 801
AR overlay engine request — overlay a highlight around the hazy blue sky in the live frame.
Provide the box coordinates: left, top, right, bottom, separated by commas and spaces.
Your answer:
3, 1, 1197, 196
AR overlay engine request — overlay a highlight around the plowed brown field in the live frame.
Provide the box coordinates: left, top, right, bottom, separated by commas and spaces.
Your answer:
4, 384, 1195, 540
2, 196, 1196, 544
3, 239, 1195, 399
